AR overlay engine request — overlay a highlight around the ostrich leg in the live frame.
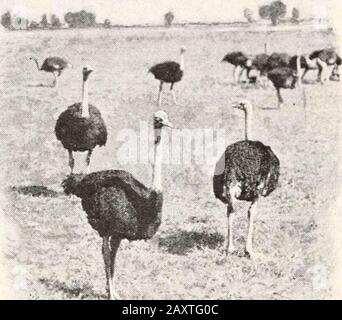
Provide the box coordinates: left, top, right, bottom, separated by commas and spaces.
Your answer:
102, 237, 115, 300
157, 81, 163, 107
109, 237, 122, 300
68, 150, 75, 174
245, 198, 258, 258
224, 202, 236, 254
276, 88, 283, 108
170, 83, 180, 106
52, 71, 58, 87
86, 149, 93, 174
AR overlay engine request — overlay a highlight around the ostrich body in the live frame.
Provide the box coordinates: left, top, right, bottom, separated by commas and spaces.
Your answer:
246, 53, 270, 85
213, 101, 280, 257
263, 52, 291, 73
149, 47, 186, 106
222, 51, 251, 83
62, 111, 173, 300
267, 67, 298, 107
30, 56, 72, 87
55, 66, 107, 174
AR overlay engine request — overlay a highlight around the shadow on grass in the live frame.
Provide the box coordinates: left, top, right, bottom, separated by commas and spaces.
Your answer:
27, 83, 54, 88
159, 230, 224, 255
39, 278, 105, 300
10, 185, 61, 198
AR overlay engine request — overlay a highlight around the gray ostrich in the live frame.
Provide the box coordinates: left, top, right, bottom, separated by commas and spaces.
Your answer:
213, 100, 280, 258
62, 111, 173, 300
149, 47, 186, 106
29, 56, 72, 87
55, 66, 107, 174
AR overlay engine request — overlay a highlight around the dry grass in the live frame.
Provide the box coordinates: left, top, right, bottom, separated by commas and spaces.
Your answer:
0, 27, 340, 299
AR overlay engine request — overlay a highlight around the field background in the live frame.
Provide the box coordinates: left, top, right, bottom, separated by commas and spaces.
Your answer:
0, 26, 341, 299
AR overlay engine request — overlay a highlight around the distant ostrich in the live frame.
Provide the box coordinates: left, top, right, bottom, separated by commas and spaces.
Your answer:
267, 67, 298, 108
62, 111, 173, 300
263, 52, 291, 73
246, 53, 269, 85
55, 66, 107, 174
29, 56, 72, 87
149, 47, 186, 106
213, 100, 280, 257
288, 55, 318, 82
222, 51, 251, 83
309, 49, 341, 83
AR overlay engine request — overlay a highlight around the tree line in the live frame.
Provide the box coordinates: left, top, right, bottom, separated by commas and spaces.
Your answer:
1, 3, 301, 30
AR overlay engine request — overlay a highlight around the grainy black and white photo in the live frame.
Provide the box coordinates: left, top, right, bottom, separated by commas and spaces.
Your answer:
0, 0, 342, 300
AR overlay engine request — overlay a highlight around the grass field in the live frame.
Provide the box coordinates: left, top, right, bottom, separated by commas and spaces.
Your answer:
0, 26, 341, 299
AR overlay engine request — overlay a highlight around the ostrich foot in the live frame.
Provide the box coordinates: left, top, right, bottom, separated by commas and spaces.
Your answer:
244, 249, 265, 260
108, 291, 121, 300
223, 242, 237, 255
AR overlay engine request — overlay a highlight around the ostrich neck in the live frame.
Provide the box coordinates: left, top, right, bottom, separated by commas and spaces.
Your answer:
81, 78, 90, 117
33, 58, 41, 70
244, 108, 253, 140
152, 128, 163, 192
180, 53, 185, 71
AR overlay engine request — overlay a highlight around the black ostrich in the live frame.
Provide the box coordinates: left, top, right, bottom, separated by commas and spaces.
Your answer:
149, 47, 186, 106
267, 67, 298, 108
262, 52, 291, 74
246, 53, 270, 85
62, 111, 173, 300
213, 100, 280, 258
29, 56, 72, 87
222, 51, 251, 83
55, 66, 107, 174
309, 49, 341, 83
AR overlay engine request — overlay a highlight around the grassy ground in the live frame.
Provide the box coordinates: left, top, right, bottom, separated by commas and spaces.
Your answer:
0, 27, 341, 299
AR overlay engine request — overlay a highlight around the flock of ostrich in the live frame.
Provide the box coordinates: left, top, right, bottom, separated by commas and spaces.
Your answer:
27, 44, 340, 300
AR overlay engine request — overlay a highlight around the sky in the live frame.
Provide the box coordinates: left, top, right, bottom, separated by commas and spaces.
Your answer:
0, 0, 333, 25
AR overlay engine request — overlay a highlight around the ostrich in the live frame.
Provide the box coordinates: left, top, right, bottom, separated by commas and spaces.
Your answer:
29, 56, 72, 87
246, 53, 270, 85
149, 47, 186, 106
213, 100, 280, 258
62, 111, 173, 300
267, 67, 298, 108
309, 49, 341, 83
288, 55, 318, 83
222, 51, 251, 83
55, 66, 107, 174
262, 52, 291, 74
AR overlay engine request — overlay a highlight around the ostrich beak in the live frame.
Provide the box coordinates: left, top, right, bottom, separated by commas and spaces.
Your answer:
163, 119, 174, 128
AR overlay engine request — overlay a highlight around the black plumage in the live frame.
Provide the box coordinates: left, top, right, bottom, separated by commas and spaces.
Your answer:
246, 53, 270, 84
213, 141, 279, 205
55, 103, 107, 152
62, 170, 163, 240
222, 51, 249, 67
62, 110, 173, 300
263, 52, 291, 73
30, 56, 72, 87
149, 47, 186, 106
309, 49, 340, 65
213, 101, 280, 257
267, 67, 298, 106
149, 61, 183, 83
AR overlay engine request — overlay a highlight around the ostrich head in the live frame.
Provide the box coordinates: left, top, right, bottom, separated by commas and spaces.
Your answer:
232, 100, 253, 112
154, 110, 173, 129
180, 46, 187, 54
82, 65, 94, 81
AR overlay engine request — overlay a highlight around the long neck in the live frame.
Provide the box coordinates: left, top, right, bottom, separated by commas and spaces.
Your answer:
81, 77, 90, 117
152, 128, 163, 192
33, 58, 40, 70
244, 108, 252, 140
180, 52, 185, 71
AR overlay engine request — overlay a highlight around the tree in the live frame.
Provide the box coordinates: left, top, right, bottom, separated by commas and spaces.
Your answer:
259, 1, 287, 25
29, 21, 40, 29
1, 11, 12, 29
104, 19, 111, 28
244, 8, 255, 23
164, 11, 175, 27
291, 8, 300, 23
40, 14, 48, 28
51, 14, 62, 28
64, 10, 96, 28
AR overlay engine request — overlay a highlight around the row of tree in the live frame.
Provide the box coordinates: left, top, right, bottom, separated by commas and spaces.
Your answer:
1, 10, 113, 29
1, 3, 301, 30
244, 1, 300, 26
